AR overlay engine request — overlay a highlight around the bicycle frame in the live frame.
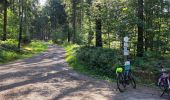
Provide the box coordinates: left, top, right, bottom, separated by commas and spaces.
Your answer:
118, 64, 134, 80
116, 66, 136, 92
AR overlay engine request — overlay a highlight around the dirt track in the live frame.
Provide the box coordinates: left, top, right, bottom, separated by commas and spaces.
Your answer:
0, 45, 168, 100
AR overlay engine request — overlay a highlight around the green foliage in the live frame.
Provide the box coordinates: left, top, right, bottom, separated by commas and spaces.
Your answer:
28, 40, 48, 53
63, 43, 114, 81
133, 57, 145, 69
22, 35, 31, 44
0, 39, 48, 64
52, 29, 67, 44
76, 46, 117, 76
0, 39, 19, 52
0, 39, 19, 62
0, 51, 18, 62
63, 43, 79, 66
63, 43, 170, 84
7, 9, 19, 39
133, 53, 170, 72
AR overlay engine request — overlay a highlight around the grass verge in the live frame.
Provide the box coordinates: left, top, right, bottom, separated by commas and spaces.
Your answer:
0, 40, 48, 64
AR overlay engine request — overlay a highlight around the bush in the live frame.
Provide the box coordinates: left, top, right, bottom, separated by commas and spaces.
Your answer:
52, 30, 66, 44
1, 51, 18, 61
0, 40, 48, 64
22, 36, 31, 44
28, 40, 47, 52
0, 39, 19, 52
76, 46, 117, 76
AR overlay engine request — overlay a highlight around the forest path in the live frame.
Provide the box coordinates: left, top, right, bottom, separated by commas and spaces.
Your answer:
0, 44, 167, 100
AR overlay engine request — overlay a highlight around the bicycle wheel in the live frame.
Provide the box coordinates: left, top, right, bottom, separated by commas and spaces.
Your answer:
128, 73, 136, 89
117, 73, 126, 92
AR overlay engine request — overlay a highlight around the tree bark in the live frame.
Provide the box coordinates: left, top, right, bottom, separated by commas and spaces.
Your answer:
137, 0, 144, 57
3, 0, 7, 41
95, 5, 102, 47
72, 0, 77, 43
87, 0, 92, 46
95, 18, 102, 47
18, 0, 24, 50
67, 23, 71, 42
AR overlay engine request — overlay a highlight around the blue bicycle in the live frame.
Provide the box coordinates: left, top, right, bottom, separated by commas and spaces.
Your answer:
116, 62, 136, 92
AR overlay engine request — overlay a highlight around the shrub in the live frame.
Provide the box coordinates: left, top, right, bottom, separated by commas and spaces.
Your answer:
28, 40, 47, 52
22, 36, 31, 44
52, 30, 66, 44
0, 40, 48, 64
0, 39, 19, 52
76, 46, 117, 76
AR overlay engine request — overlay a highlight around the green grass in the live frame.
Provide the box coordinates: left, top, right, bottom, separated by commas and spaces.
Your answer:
0, 40, 48, 64
62, 43, 115, 82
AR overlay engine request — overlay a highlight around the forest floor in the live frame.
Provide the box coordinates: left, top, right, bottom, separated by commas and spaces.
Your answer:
0, 44, 168, 100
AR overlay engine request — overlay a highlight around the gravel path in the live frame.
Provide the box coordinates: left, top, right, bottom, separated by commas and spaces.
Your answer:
0, 45, 168, 100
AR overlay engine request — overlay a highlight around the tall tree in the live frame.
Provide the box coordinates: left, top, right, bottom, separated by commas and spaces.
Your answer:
2, 0, 7, 41
72, 0, 77, 43
95, 4, 102, 47
86, 0, 93, 46
137, 0, 144, 57
18, 0, 24, 50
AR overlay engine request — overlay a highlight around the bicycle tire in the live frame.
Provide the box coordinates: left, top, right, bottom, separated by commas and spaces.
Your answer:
129, 73, 136, 89
117, 73, 126, 92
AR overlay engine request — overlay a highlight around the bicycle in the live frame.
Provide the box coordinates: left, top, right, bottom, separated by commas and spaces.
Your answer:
156, 62, 170, 98
116, 61, 136, 92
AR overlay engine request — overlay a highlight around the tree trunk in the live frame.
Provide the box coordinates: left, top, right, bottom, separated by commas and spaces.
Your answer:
72, 0, 77, 43
95, 4, 102, 47
137, 0, 144, 57
87, 0, 92, 46
18, 0, 24, 50
95, 18, 102, 47
67, 23, 71, 42
106, 3, 111, 48
3, 0, 7, 41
